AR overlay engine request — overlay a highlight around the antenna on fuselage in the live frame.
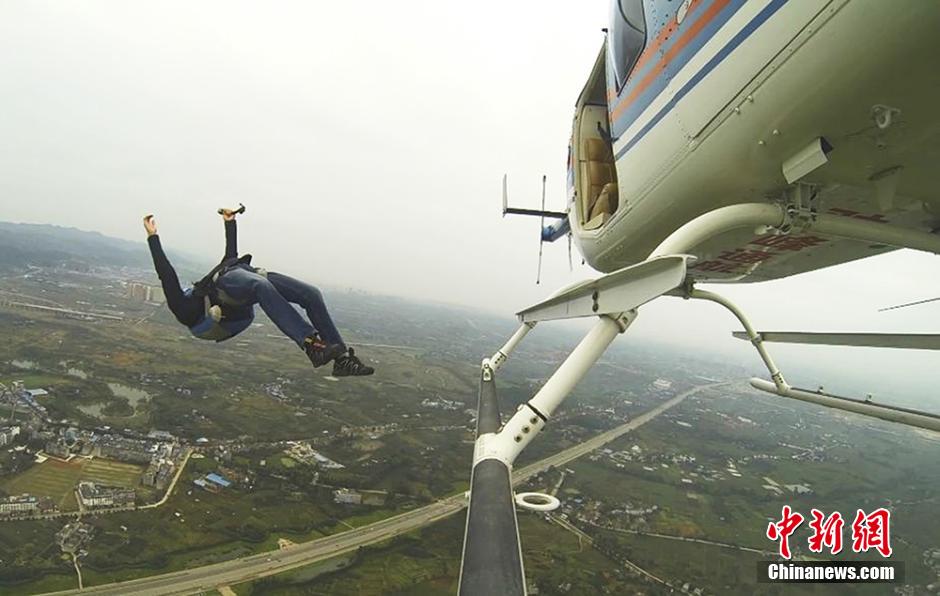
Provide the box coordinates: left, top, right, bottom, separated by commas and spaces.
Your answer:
501, 174, 566, 219
537, 175, 546, 285
501, 174, 568, 285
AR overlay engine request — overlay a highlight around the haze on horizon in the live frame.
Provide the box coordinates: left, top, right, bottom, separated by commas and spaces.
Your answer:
2, 1, 939, 407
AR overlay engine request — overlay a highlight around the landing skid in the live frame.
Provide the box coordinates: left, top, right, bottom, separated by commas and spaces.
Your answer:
459, 201, 940, 595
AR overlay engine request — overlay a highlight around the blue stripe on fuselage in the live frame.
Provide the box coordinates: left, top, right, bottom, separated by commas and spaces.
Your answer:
610, 0, 747, 140
613, 0, 790, 161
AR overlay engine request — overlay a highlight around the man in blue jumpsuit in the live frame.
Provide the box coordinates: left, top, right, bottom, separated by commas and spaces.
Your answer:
143, 209, 373, 376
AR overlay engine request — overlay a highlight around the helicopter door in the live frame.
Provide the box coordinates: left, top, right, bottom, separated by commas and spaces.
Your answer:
578, 105, 618, 230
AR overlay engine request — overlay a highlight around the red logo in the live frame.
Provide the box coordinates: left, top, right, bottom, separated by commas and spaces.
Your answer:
765, 506, 892, 559
807, 509, 844, 555
851, 508, 892, 557
766, 506, 804, 559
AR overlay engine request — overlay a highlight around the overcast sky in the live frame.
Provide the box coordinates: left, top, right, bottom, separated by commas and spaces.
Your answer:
2, 1, 939, 408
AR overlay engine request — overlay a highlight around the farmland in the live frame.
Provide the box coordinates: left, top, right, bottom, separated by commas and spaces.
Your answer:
0, 458, 145, 511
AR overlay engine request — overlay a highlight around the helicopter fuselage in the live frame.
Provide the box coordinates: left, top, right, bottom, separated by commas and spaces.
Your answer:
568, 0, 940, 282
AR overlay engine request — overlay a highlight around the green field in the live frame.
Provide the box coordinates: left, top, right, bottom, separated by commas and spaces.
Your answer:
80, 459, 145, 488
1, 459, 84, 509
0, 458, 144, 511
236, 513, 641, 596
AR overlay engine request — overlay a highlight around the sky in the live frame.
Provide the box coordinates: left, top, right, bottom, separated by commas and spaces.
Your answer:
1, 1, 939, 407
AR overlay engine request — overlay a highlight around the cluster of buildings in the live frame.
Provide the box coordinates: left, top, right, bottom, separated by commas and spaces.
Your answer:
338, 423, 400, 440
1, 383, 49, 420
13, 422, 184, 514
332, 488, 387, 506
45, 437, 71, 458
0, 424, 20, 446
142, 459, 176, 491
56, 521, 94, 554
591, 434, 798, 492
77, 482, 135, 510
922, 548, 940, 594
0, 494, 55, 517
96, 434, 166, 464
262, 379, 290, 402
42, 427, 178, 469
420, 397, 461, 410
283, 442, 344, 469
651, 378, 673, 392
760, 477, 813, 496
124, 281, 164, 304
193, 472, 232, 493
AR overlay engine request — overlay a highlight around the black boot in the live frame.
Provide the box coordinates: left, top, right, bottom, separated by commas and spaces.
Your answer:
304, 336, 346, 368
332, 348, 375, 377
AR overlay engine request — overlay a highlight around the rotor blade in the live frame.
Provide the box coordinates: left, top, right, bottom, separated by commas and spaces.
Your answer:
878, 296, 940, 312
504, 207, 567, 218
502, 174, 508, 217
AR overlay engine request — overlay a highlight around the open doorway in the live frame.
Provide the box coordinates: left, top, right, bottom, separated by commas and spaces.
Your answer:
571, 47, 618, 231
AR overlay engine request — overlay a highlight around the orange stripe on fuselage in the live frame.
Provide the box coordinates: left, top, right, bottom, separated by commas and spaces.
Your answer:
607, 3, 690, 105
609, 0, 731, 123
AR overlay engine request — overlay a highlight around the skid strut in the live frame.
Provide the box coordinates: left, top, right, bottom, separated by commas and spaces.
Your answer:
460, 197, 940, 596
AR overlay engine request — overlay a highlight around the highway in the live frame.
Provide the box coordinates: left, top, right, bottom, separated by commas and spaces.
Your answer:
48, 383, 720, 595
50, 497, 465, 596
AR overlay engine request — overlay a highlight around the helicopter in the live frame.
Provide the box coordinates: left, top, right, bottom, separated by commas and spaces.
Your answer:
460, 1, 940, 594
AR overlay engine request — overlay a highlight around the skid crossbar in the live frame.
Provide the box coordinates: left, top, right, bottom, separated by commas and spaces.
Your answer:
750, 379, 940, 432
689, 287, 940, 431
732, 331, 940, 351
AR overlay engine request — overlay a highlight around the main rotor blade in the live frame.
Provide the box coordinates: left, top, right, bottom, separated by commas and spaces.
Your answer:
878, 296, 940, 312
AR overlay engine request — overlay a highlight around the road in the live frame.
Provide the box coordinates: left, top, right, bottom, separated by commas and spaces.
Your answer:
549, 514, 674, 590
71, 554, 83, 591
48, 383, 720, 595
138, 449, 194, 511
512, 384, 720, 484
586, 522, 776, 556
51, 496, 465, 596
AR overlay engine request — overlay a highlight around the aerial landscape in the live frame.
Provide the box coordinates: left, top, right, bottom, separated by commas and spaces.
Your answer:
3, 1, 940, 594
0, 224, 937, 595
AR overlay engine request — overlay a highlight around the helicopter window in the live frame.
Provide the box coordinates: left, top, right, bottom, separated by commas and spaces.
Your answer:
609, 0, 647, 90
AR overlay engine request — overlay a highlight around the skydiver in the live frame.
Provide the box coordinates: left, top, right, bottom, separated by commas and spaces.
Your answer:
143, 208, 374, 376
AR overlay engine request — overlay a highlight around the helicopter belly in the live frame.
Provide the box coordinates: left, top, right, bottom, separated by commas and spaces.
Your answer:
575, 0, 940, 281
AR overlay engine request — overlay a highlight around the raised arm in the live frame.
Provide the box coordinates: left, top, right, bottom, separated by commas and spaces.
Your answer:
143, 215, 202, 327
223, 218, 237, 259
220, 208, 238, 259
144, 215, 177, 283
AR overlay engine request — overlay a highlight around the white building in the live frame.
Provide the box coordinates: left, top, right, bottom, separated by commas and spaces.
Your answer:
334, 489, 362, 505
0, 495, 38, 515
77, 482, 135, 509
0, 425, 21, 446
